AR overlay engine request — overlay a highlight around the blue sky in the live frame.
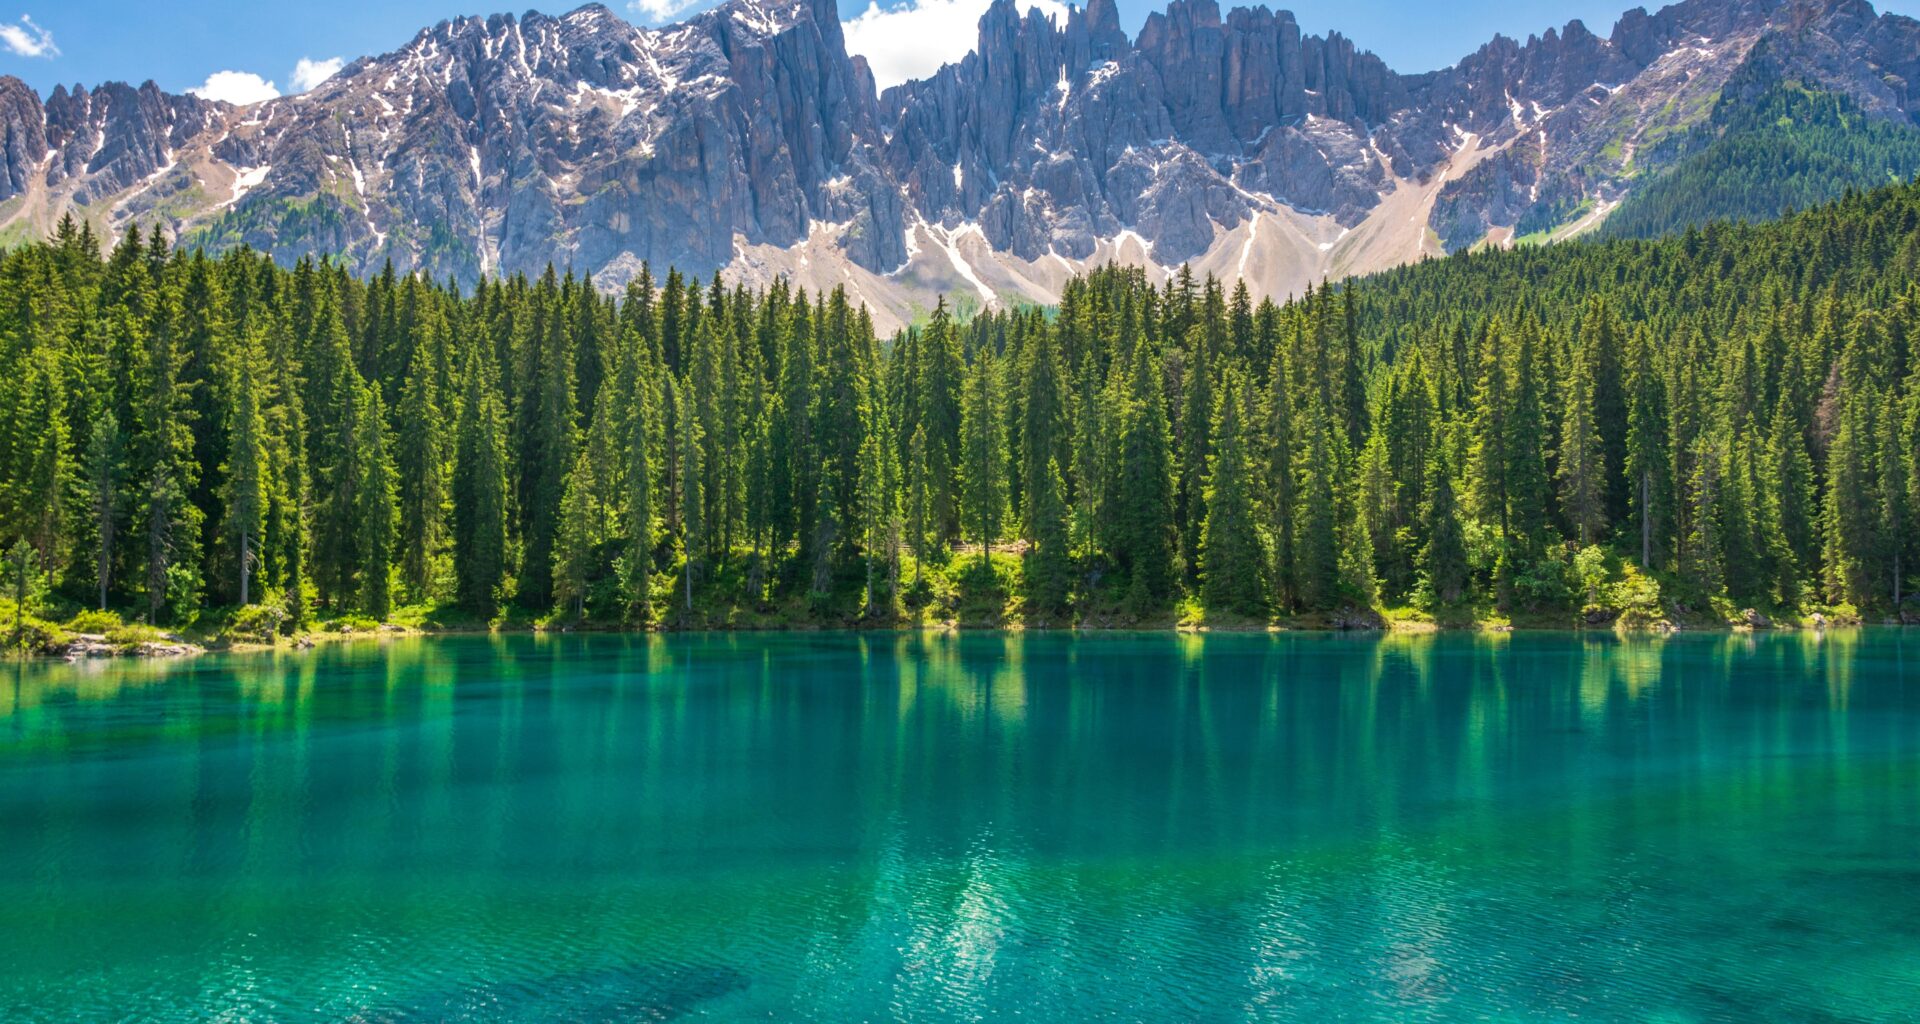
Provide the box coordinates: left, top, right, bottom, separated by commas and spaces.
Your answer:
7, 0, 1919, 101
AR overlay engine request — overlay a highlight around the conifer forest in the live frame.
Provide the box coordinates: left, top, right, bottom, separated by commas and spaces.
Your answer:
6, 179, 1920, 638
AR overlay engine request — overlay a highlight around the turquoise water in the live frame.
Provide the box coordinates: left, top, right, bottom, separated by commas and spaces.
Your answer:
2, 631, 1919, 1022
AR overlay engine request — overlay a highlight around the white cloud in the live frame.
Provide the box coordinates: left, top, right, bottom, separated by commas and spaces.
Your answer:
187, 70, 280, 106
843, 0, 1066, 92
0, 14, 56, 58
626, 0, 702, 24
290, 56, 344, 93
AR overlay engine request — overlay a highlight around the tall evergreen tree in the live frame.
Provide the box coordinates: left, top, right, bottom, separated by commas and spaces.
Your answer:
222, 326, 269, 605
553, 446, 601, 619
1560, 336, 1607, 544
1200, 371, 1267, 616
451, 344, 509, 615
959, 344, 1005, 574
354, 386, 397, 618
1025, 457, 1073, 616
395, 335, 448, 601
1110, 342, 1176, 608
1422, 445, 1469, 605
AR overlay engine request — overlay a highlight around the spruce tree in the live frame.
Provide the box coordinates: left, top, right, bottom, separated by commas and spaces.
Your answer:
674, 376, 706, 615
1200, 371, 1267, 616
82, 410, 124, 610
906, 424, 931, 587
395, 337, 447, 602
1624, 327, 1670, 569
1111, 342, 1175, 607
520, 289, 579, 609
1559, 337, 1607, 544
623, 355, 656, 620
222, 327, 269, 606
10, 348, 72, 577
959, 344, 1005, 574
1267, 339, 1297, 609
553, 446, 601, 620
451, 345, 509, 615
1296, 417, 1340, 611
354, 386, 396, 619
1178, 322, 1213, 584
1422, 445, 1468, 606
135, 266, 203, 623
918, 299, 964, 544
1025, 457, 1072, 616
1019, 322, 1069, 541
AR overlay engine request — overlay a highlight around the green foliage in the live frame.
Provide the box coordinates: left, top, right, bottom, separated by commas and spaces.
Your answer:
1604, 73, 1920, 240
220, 601, 290, 644
8, 168, 1920, 639
64, 609, 123, 634
1607, 563, 1665, 626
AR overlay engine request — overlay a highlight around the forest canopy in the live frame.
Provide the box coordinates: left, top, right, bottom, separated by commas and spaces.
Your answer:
4, 174, 1920, 637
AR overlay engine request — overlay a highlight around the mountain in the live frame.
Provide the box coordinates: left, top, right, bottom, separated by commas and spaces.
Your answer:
1597, 45, 1920, 239
2, 0, 1918, 329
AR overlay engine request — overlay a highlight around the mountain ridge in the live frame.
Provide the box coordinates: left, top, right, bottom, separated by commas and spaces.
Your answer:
1, 0, 1916, 329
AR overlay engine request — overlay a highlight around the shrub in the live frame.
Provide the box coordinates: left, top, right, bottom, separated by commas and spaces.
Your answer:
105, 623, 168, 646
1511, 544, 1574, 610
1572, 545, 1611, 605
223, 602, 289, 643
2, 602, 69, 654
1608, 565, 1665, 625
65, 609, 124, 634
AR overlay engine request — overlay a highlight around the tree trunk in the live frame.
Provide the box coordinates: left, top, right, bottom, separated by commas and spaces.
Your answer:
1640, 471, 1652, 568
97, 501, 113, 611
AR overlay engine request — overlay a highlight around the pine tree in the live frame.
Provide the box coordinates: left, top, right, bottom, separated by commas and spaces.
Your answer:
906, 423, 931, 587
82, 410, 124, 610
452, 345, 509, 615
222, 326, 269, 605
1267, 339, 1298, 609
1177, 322, 1213, 584
553, 446, 601, 619
623, 354, 656, 620
856, 387, 901, 618
674, 376, 706, 615
959, 344, 1005, 574
1200, 371, 1267, 616
1422, 445, 1468, 605
1559, 336, 1607, 544
1822, 389, 1881, 607
1878, 393, 1910, 607
9, 348, 72, 576
135, 264, 203, 623
1110, 341, 1175, 607
918, 298, 964, 544
520, 290, 579, 608
1504, 322, 1553, 552
1019, 321, 1069, 541
354, 386, 396, 619
1297, 417, 1341, 611
1624, 327, 1670, 569
395, 337, 448, 602
1025, 457, 1073, 616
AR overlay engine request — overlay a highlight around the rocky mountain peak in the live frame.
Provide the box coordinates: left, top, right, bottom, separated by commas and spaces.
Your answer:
1, 0, 1917, 331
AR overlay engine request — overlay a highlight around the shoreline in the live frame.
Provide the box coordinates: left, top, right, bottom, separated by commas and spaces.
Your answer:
25, 610, 1903, 662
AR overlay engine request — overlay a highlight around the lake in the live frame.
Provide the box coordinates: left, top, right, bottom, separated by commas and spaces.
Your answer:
2, 631, 1917, 1021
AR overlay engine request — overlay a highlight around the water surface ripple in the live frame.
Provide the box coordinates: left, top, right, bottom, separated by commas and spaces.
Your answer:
2, 631, 1917, 1021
